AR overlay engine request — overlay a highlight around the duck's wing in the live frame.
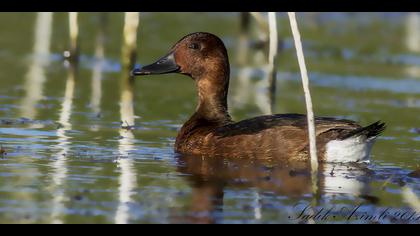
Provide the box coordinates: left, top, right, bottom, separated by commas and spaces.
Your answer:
210, 114, 385, 161
215, 113, 361, 138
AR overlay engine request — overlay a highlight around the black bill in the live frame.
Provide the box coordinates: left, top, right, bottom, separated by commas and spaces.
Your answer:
131, 52, 180, 76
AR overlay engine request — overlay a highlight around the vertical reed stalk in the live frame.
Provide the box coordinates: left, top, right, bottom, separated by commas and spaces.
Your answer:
69, 12, 79, 60
90, 13, 107, 125
120, 12, 140, 127
287, 12, 318, 171
405, 12, 420, 53
404, 13, 420, 78
122, 12, 140, 70
267, 12, 278, 114
236, 12, 251, 65
20, 12, 52, 121
288, 13, 319, 222
250, 12, 269, 33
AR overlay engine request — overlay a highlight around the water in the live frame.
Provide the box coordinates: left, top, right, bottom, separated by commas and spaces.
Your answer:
0, 12, 419, 224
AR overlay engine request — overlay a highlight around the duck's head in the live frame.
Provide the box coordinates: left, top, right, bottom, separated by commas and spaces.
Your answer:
131, 32, 229, 80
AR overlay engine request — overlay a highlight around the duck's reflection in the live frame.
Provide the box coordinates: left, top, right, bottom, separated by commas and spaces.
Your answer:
174, 155, 373, 223
114, 12, 140, 224
20, 12, 53, 126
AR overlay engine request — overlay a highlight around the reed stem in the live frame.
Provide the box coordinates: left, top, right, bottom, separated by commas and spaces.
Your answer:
288, 13, 318, 212
122, 12, 140, 69
268, 12, 278, 114
287, 12, 318, 170
69, 12, 79, 60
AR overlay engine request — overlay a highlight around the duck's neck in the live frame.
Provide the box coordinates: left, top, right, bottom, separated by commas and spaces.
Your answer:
175, 70, 232, 151
175, 57, 232, 152
193, 67, 232, 124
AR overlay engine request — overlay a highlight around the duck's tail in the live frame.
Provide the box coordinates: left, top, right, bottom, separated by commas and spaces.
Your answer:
340, 121, 386, 141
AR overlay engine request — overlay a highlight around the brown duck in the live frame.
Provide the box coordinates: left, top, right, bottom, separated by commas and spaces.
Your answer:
132, 32, 386, 162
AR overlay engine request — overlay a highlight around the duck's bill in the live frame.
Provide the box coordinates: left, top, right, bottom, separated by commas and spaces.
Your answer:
131, 52, 180, 76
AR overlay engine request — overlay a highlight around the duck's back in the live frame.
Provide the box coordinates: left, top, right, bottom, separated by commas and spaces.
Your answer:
175, 113, 385, 162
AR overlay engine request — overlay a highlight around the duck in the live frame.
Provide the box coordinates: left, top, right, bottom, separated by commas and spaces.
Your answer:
131, 32, 386, 163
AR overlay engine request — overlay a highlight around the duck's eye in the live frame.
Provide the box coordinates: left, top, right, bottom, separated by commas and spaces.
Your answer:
188, 43, 200, 50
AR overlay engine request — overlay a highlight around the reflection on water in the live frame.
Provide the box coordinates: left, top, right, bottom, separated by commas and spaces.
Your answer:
0, 12, 419, 224
50, 64, 77, 223
115, 71, 137, 224
175, 154, 374, 223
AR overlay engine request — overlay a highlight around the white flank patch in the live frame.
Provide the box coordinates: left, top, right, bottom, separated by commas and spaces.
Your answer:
325, 136, 375, 163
